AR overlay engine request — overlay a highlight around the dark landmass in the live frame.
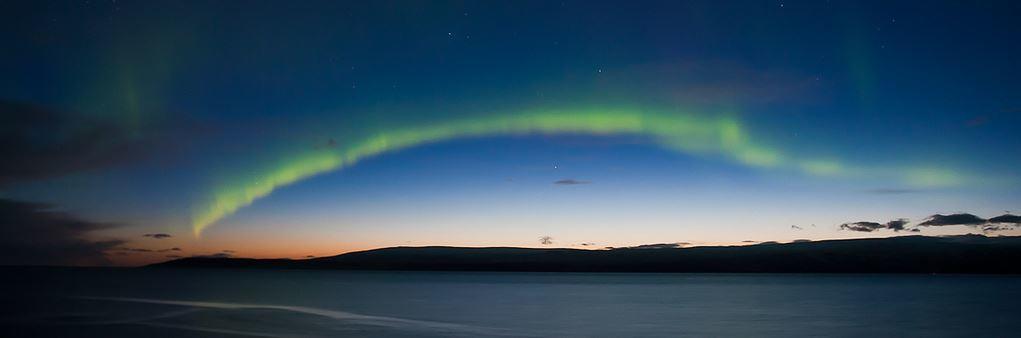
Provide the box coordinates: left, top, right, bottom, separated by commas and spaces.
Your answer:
150, 235, 1021, 273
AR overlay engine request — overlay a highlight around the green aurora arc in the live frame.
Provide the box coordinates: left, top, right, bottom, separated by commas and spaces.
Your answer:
191, 107, 968, 236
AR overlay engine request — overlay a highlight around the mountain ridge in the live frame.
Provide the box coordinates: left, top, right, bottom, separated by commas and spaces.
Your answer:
149, 235, 1021, 273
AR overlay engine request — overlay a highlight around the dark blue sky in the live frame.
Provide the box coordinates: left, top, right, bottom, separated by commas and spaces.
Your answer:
1, 1, 1019, 264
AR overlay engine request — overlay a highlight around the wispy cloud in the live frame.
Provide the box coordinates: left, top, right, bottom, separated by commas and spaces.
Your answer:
553, 179, 591, 185
612, 242, 690, 250
982, 225, 1013, 232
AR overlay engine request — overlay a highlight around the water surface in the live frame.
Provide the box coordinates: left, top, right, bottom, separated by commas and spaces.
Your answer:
2, 268, 1018, 337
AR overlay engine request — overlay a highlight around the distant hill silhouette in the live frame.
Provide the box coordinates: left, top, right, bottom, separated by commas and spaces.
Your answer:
150, 235, 1021, 273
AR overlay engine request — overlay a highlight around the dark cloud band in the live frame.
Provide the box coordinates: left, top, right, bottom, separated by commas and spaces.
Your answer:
0, 198, 123, 266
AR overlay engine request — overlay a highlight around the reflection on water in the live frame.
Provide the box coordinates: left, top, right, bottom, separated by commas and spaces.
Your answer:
2, 268, 1020, 337
66, 297, 520, 337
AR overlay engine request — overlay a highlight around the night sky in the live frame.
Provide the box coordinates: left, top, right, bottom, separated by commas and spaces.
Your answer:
2, 1, 1020, 266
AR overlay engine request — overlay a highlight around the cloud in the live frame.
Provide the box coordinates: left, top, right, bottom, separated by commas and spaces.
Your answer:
0, 198, 123, 266
553, 179, 590, 185
884, 219, 910, 231
143, 233, 172, 239
982, 214, 1020, 232
616, 242, 689, 250
165, 255, 182, 258
988, 214, 1021, 225
840, 222, 884, 232
741, 240, 758, 243
313, 138, 338, 150
840, 213, 1017, 233
222, 250, 235, 253
918, 214, 987, 227
840, 218, 912, 232
982, 225, 1013, 233
156, 247, 181, 252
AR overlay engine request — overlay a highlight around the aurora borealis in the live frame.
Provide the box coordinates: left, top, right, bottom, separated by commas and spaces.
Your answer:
192, 107, 973, 236
2, 1, 1020, 266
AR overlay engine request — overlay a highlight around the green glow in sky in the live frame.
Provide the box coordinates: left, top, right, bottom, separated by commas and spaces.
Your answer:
191, 107, 966, 236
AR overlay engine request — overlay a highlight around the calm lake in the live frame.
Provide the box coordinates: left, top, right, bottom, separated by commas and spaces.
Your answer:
2, 268, 1019, 337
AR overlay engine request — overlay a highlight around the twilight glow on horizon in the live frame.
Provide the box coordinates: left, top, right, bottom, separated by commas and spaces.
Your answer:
1, 1, 1019, 266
